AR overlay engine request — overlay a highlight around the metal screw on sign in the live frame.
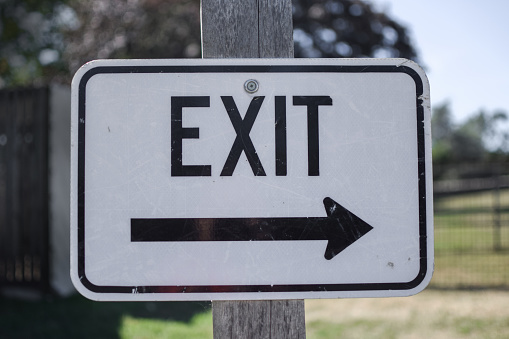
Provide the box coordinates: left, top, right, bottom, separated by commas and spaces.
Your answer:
244, 79, 259, 93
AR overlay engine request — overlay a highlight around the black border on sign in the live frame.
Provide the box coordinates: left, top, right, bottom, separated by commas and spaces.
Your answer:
77, 64, 428, 295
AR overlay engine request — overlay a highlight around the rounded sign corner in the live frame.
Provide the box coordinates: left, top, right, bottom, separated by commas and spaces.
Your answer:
398, 60, 430, 95
71, 60, 102, 89
70, 269, 101, 301
405, 265, 435, 297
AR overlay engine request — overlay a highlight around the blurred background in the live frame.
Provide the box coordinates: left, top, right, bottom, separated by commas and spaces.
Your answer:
1, 0, 508, 338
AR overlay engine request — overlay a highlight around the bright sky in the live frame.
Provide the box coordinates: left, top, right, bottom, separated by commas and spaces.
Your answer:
373, 0, 509, 124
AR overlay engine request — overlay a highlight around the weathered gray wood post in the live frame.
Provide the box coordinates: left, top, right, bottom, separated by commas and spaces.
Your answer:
201, 0, 306, 338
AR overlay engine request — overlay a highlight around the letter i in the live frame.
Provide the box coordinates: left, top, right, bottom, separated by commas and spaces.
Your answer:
275, 96, 287, 176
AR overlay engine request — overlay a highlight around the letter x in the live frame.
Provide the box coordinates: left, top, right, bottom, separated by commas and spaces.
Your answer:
220, 96, 266, 176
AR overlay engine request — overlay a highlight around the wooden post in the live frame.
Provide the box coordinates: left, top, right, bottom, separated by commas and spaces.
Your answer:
201, 0, 305, 338
201, 0, 293, 58
212, 300, 305, 338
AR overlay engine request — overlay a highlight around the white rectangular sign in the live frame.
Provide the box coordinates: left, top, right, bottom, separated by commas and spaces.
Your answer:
71, 58, 433, 301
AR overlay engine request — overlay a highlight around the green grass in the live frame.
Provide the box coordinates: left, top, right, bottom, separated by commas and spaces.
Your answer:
434, 223, 509, 253
431, 188, 509, 288
432, 252, 509, 288
4, 291, 509, 339
306, 290, 509, 339
119, 311, 212, 339
307, 319, 399, 339
0, 295, 211, 339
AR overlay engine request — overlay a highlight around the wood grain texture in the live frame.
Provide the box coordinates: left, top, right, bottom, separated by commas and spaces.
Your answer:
258, 0, 294, 58
201, 0, 294, 58
212, 300, 305, 339
201, 0, 258, 58
269, 300, 306, 338
202, 1, 304, 337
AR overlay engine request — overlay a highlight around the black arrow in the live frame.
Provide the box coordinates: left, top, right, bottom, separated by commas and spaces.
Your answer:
131, 197, 373, 260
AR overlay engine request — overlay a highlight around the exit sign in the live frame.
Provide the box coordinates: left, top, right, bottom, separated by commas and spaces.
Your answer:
70, 58, 433, 301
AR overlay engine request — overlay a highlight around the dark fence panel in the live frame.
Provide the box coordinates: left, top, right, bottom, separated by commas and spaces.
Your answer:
0, 87, 49, 292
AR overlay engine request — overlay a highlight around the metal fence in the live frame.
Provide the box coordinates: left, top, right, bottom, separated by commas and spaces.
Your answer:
433, 169, 509, 289
0, 87, 50, 292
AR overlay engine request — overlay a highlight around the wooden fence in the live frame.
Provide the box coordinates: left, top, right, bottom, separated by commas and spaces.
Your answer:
0, 87, 50, 293
433, 164, 509, 289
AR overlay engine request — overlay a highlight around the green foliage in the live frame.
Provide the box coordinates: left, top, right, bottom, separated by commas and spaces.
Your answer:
293, 0, 418, 60
64, 0, 201, 76
0, 0, 70, 87
432, 140, 452, 164
1, 0, 419, 87
432, 102, 508, 170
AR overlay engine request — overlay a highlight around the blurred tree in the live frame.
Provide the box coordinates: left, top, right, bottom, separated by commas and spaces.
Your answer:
0, 0, 71, 87
431, 102, 454, 164
65, 0, 419, 76
0, 0, 419, 87
292, 0, 418, 60
454, 109, 508, 158
432, 102, 508, 165
64, 0, 201, 75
